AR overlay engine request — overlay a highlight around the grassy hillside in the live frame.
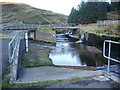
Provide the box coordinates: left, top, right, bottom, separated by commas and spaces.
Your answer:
107, 11, 120, 20
79, 11, 120, 37
1, 2, 68, 25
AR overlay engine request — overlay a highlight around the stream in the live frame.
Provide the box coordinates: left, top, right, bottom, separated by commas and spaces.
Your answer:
49, 34, 107, 67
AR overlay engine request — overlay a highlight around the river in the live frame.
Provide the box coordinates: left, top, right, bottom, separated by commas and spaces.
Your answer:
49, 34, 107, 67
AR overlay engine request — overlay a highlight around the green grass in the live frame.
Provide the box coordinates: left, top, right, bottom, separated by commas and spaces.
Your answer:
111, 80, 120, 88
0, 82, 2, 89
33, 39, 56, 43
2, 3, 67, 25
2, 74, 11, 88
2, 73, 120, 88
54, 65, 96, 70
21, 46, 53, 68
40, 28, 55, 34
80, 24, 120, 38
2, 74, 95, 88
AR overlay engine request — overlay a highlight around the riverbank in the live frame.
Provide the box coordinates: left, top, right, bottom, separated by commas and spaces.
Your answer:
2, 41, 120, 88
79, 23, 120, 52
21, 45, 53, 68
80, 23, 120, 38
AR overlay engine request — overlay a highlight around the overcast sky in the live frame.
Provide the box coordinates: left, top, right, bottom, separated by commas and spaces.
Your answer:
0, 0, 82, 15
0, 0, 112, 15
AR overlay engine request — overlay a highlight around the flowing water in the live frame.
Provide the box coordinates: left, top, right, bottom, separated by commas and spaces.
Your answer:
49, 34, 107, 67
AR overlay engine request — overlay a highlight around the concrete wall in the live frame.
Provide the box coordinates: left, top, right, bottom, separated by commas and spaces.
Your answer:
1, 39, 26, 80
82, 33, 120, 61
1, 39, 10, 78
17, 39, 26, 78
35, 31, 56, 42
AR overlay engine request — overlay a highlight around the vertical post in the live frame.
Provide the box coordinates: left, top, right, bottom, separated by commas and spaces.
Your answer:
25, 31, 28, 52
108, 41, 111, 73
8, 43, 11, 63
34, 30, 36, 40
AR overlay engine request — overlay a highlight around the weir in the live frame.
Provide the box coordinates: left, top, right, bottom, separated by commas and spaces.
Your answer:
1, 24, 120, 84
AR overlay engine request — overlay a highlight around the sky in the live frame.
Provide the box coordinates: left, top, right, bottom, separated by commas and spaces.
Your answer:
0, 0, 81, 15
0, 0, 112, 15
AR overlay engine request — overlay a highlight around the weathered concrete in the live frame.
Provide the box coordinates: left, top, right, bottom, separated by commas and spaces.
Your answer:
35, 31, 56, 42
10, 38, 26, 83
15, 66, 104, 84
81, 32, 120, 59
0, 39, 26, 83
96, 65, 120, 83
0, 39, 2, 84
18, 39, 26, 78
43, 77, 119, 88
0, 39, 10, 78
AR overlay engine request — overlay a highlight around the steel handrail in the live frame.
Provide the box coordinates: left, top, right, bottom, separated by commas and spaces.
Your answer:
103, 40, 120, 73
8, 32, 20, 64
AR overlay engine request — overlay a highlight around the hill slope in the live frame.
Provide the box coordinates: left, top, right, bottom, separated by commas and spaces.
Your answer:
1, 2, 68, 25
107, 11, 120, 20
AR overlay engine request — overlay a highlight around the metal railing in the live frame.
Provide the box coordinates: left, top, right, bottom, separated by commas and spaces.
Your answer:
8, 31, 21, 83
8, 31, 21, 64
8, 31, 29, 83
103, 40, 120, 73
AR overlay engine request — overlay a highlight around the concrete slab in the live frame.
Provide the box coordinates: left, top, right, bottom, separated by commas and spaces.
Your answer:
15, 66, 104, 84
43, 78, 118, 88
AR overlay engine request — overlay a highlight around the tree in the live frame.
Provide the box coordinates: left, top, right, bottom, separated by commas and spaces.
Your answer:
68, 2, 107, 24
68, 7, 79, 23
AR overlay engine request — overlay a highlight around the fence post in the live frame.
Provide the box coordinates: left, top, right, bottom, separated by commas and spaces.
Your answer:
25, 31, 28, 52
108, 41, 111, 73
8, 43, 11, 63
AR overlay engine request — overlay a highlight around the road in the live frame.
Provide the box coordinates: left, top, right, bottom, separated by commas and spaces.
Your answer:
0, 39, 10, 79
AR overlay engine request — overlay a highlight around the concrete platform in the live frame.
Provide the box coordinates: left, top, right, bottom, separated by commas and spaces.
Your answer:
15, 66, 104, 84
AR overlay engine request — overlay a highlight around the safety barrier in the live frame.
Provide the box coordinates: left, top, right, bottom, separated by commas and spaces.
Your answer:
103, 40, 120, 73
8, 31, 28, 83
